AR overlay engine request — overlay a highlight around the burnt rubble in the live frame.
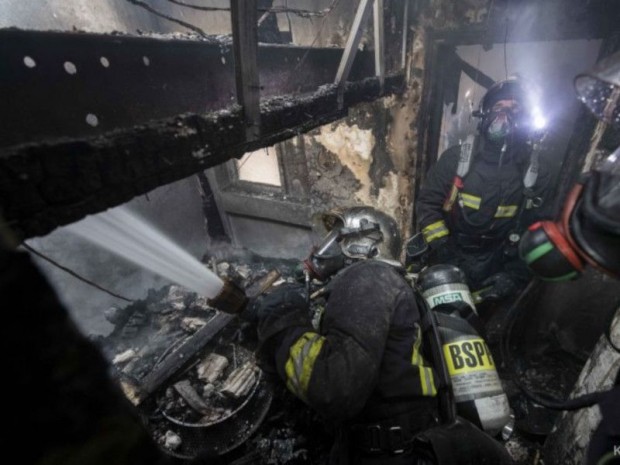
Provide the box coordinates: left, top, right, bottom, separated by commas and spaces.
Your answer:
96, 257, 331, 464
94, 254, 554, 464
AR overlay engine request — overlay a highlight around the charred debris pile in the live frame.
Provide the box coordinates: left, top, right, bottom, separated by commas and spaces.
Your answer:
94, 255, 332, 464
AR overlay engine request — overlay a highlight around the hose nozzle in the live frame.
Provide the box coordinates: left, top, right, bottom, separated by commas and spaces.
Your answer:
208, 279, 248, 314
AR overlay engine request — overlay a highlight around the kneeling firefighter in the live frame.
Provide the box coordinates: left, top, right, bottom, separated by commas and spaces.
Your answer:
244, 206, 512, 465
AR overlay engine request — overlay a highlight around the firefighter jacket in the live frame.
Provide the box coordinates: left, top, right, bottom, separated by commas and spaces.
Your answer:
416, 140, 551, 289
257, 260, 438, 426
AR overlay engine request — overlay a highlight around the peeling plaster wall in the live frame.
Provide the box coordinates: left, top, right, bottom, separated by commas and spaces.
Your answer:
290, 2, 428, 248
305, 94, 418, 243
313, 123, 376, 204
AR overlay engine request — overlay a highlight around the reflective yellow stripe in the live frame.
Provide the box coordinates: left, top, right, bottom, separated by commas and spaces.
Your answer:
442, 184, 459, 212
284, 332, 325, 401
460, 192, 481, 210
495, 205, 518, 218
411, 325, 437, 397
422, 220, 449, 243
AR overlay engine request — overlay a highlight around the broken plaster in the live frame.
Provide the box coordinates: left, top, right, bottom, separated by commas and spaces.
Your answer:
312, 113, 413, 237
314, 122, 375, 204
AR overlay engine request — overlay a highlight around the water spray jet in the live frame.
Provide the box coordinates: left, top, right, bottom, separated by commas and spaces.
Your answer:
67, 206, 248, 315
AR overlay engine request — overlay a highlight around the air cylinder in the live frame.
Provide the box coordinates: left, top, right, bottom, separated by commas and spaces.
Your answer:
418, 265, 511, 436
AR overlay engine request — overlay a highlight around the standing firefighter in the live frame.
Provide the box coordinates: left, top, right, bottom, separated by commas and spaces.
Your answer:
416, 77, 552, 301
248, 207, 439, 464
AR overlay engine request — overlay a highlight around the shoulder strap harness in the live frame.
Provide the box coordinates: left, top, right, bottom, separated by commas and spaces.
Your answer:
442, 134, 543, 215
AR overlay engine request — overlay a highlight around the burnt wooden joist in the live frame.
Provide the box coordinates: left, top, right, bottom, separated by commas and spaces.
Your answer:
135, 270, 281, 404
0, 72, 404, 239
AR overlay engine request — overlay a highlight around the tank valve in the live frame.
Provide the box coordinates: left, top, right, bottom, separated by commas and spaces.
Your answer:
501, 411, 516, 441
208, 279, 248, 314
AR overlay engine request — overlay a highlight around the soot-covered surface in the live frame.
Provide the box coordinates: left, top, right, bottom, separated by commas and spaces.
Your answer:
94, 255, 574, 465
96, 256, 332, 464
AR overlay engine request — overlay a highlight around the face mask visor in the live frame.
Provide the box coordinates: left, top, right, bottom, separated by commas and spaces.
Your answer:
304, 226, 346, 281
339, 221, 383, 259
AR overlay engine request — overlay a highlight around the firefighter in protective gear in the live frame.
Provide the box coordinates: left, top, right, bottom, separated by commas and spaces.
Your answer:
521, 50, 620, 465
252, 207, 439, 465
416, 77, 552, 300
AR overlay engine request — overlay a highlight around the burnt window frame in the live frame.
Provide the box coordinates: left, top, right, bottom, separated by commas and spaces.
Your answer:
206, 134, 314, 238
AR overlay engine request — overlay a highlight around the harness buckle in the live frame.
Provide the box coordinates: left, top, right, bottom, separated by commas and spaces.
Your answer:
388, 426, 405, 454
366, 425, 382, 453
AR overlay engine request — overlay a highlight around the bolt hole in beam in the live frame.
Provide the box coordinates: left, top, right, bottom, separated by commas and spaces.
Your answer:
23, 56, 36, 68
143, 56, 150, 66
85, 113, 99, 127
64, 61, 77, 75
100, 56, 110, 68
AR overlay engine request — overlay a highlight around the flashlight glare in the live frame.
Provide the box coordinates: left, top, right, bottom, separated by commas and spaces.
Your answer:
531, 106, 547, 129
533, 115, 547, 129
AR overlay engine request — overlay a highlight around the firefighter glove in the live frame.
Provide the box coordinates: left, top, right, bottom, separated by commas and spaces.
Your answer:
254, 284, 314, 364
242, 283, 308, 324
478, 272, 518, 301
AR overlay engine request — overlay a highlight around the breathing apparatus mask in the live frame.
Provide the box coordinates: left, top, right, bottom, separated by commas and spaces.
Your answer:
304, 206, 402, 280
519, 51, 620, 281
473, 77, 541, 148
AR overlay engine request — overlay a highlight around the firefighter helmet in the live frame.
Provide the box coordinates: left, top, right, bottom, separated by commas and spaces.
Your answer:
574, 50, 620, 127
478, 77, 530, 115
321, 206, 402, 263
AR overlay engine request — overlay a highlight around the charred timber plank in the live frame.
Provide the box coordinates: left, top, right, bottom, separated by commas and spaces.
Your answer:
0, 72, 404, 239
173, 380, 217, 416
138, 312, 234, 403
231, 0, 261, 141
0, 29, 374, 150
136, 270, 280, 403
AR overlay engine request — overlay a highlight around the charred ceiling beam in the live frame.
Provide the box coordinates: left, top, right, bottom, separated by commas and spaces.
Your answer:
230, 0, 261, 141
0, 72, 404, 240
0, 28, 388, 239
0, 29, 375, 149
